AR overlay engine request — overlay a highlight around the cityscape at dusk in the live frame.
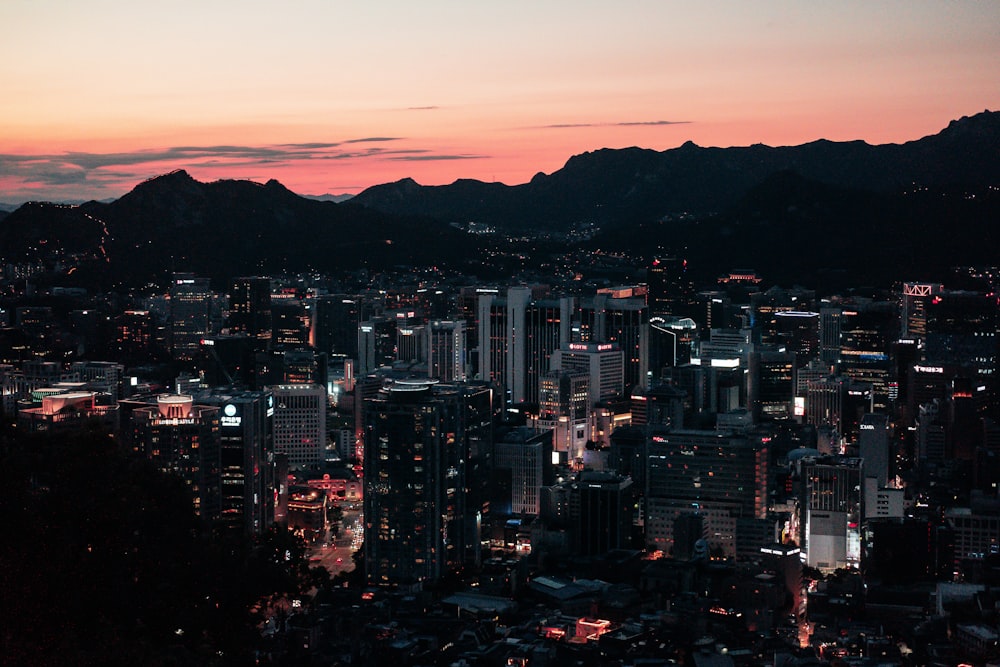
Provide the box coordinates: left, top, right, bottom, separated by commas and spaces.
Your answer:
3, 1, 1000, 201
3, 2, 1000, 667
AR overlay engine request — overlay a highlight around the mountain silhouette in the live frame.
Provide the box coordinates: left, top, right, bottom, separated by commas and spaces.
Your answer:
0, 170, 469, 289
1, 111, 997, 290
353, 110, 1000, 230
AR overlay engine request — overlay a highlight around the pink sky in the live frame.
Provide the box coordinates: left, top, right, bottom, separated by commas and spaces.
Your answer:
1, 1, 998, 202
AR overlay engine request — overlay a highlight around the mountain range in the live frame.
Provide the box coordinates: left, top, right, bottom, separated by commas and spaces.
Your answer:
1, 110, 997, 290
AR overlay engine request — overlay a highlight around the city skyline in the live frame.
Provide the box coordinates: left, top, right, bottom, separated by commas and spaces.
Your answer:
2, 1, 999, 202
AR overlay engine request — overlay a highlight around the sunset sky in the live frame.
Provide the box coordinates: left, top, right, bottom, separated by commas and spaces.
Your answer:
2, 1, 998, 202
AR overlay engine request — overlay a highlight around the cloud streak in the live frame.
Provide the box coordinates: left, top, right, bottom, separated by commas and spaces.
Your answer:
537, 120, 691, 129
0, 140, 473, 193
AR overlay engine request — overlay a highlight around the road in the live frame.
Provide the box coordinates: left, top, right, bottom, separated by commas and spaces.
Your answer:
306, 506, 363, 578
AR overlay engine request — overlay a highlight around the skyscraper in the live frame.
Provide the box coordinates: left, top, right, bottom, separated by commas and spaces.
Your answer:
229, 277, 272, 345
130, 394, 221, 522
363, 380, 488, 588
271, 384, 327, 467
170, 273, 213, 361
427, 320, 466, 382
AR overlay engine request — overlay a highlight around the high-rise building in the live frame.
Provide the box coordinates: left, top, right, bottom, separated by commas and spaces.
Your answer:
901, 282, 944, 340
130, 394, 221, 522
645, 430, 769, 557
495, 427, 551, 515
363, 380, 490, 588
647, 256, 694, 318
478, 288, 572, 405
534, 370, 590, 462
114, 310, 154, 361
195, 389, 276, 535
312, 294, 367, 359
170, 273, 214, 361
577, 294, 649, 392
551, 342, 624, 405
801, 455, 863, 570
858, 413, 890, 487
271, 384, 327, 467
271, 300, 310, 347
427, 320, 466, 382
358, 316, 397, 376
572, 471, 635, 556
229, 277, 272, 345
818, 306, 842, 365
751, 351, 796, 421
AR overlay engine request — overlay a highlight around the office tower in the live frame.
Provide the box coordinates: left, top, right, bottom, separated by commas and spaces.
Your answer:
551, 342, 624, 405
495, 427, 551, 515
649, 317, 697, 376
535, 370, 589, 462
774, 311, 820, 366
647, 256, 694, 318
363, 380, 487, 587
114, 310, 154, 361
195, 389, 275, 535
312, 294, 365, 358
819, 306, 842, 365
130, 394, 221, 522
801, 456, 863, 570
926, 290, 998, 381
916, 399, 948, 465
396, 323, 425, 364
901, 282, 944, 340
806, 376, 848, 437
270, 384, 327, 467
666, 363, 708, 420
751, 286, 816, 347
858, 413, 890, 487
522, 298, 572, 405
578, 294, 649, 392
751, 351, 796, 421
427, 320, 466, 382
358, 315, 397, 375
229, 277, 272, 345
479, 288, 571, 405
169, 273, 213, 361
272, 348, 325, 386
572, 471, 634, 556
630, 383, 685, 428
838, 302, 896, 412
271, 299, 310, 347
197, 334, 257, 388
609, 425, 651, 492
645, 430, 769, 558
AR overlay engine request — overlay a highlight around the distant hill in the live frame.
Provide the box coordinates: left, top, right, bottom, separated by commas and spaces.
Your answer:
0, 170, 469, 289
1, 112, 997, 291
353, 110, 1000, 231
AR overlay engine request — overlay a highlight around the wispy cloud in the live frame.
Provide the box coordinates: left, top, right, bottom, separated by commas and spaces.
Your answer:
387, 154, 488, 162
342, 137, 403, 144
407, 106, 440, 111
0, 139, 487, 200
536, 120, 690, 129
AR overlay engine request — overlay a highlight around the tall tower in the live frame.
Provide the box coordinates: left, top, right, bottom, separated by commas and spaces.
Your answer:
131, 394, 221, 522
901, 282, 944, 340
427, 320, 466, 382
170, 273, 213, 361
229, 277, 272, 345
270, 384, 327, 467
363, 380, 485, 588
196, 389, 276, 535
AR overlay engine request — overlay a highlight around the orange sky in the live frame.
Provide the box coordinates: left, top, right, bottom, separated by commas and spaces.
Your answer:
1, 1, 998, 202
